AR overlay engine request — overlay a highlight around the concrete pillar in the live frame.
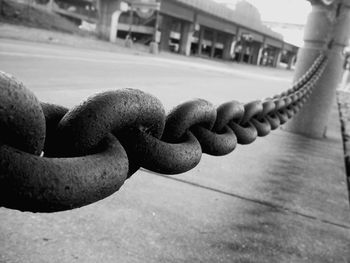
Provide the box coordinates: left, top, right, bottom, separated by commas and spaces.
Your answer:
273, 48, 282, 67
223, 34, 235, 60
179, 21, 194, 56
97, 0, 121, 40
160, 15, 172, 52
284, 0, 350, 138
110, 10, 122, 43
150, 10, 160, 54
256, 46, 264, 65
249, 42, 260, 65
197, 26, 204, 56
287, 53, 296, 69
257, 37, 266, 65
210, 31, 218, 58
239, 35, 246, 63
230, 40, 239, 61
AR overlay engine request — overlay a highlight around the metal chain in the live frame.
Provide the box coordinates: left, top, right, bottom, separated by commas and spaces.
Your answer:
0, 53, 327, 212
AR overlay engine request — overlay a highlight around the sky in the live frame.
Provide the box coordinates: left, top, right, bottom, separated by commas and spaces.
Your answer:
214, 0, 312, 24
213, 0, 312, 46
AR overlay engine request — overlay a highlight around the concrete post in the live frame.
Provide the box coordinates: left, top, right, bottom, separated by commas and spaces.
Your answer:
273, 48, 282, 67
179, 21, 194, 56
287, 53, 296, 69
210, 31, 218, 58
239, 38, 245, 63
249, 42, 259, 65
197, 26, 204, 56
223, 34, 235, 60
149, 9, 160, 54
97, 0, 121, 40
256, 46, 264, 65
284, 0, 350, 138
231, 40, 238, 60
125, 7, 134, 47
257, 37, 266, 65
160, 15, 172, 52
109, 10, 122, 43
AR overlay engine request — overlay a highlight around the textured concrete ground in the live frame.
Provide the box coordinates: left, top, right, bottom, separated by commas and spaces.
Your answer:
0, 38, 349, 263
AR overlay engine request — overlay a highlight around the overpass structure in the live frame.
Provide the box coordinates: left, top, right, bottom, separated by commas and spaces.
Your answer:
36, 0, 98, 24
97, 0, 298, 68
53, 0, 97, 24
37, 0, 298, 67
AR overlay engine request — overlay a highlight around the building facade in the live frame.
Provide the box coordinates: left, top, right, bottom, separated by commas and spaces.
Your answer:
38, 0, 298, 68
97, 0, 298, 68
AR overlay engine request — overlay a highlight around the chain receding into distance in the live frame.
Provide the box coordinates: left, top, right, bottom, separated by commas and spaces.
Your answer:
0, 53, 327, 212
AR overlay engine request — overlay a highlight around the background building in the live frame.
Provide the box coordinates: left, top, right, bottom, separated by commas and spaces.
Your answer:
32, 0, 299, 68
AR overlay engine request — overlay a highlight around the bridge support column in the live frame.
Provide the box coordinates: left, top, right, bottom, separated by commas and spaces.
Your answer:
284, 0, 350, 138
287, 53, 296, 69
197, 26, 204, 56
160, 15, 172, 52
249, 42, 260, 65
150, 10, 160, 54
210, 31, 218, 58
273, 48, 282, 67
179, 21, 194, 56
97, 0, 121, 40
223, 34, 235, 60
110, 11, 122, 43
257, 37, 267, 65
256, 46, 264, 65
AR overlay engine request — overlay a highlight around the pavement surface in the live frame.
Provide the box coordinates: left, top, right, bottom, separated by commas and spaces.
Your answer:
0, 38, 349, 263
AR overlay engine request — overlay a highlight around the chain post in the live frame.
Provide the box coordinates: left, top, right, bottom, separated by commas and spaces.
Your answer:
284, 0, 350, 138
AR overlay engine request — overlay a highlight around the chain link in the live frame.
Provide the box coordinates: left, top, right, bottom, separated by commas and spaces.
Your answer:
0, 53, 328, 212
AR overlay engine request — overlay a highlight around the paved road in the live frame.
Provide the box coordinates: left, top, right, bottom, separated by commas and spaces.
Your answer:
0, 39, 349, 263
0, 39, 292, 109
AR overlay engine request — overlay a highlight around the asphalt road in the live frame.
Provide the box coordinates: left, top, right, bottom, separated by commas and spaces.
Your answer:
1, 39, 349, 263
0, 39, 292, 110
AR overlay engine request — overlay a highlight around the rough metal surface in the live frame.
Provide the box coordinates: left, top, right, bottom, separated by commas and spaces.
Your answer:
191, 125, 237, 156
229, 121, 258, 144
0, 71, 45, 155
40, 102, 69, 156
124, 129, 202, 174
0, 134, 128, 212
56, 89, 166, 157
240, 100, 263, 125
213, 101, 244, 131
162, 99, 217, 142
251, 118, 271, 136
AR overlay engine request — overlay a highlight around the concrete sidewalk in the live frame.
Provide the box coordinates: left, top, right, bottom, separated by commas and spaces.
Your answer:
0, 100, 349, 263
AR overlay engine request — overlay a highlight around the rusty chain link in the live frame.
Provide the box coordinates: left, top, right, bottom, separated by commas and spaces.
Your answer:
0, 53, 328, 212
